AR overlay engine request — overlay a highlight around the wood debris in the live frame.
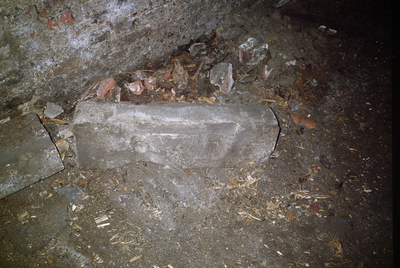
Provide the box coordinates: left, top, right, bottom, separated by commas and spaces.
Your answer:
129, 255, 142, 262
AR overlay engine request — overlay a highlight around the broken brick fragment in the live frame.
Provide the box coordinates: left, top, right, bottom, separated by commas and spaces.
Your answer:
290, 113, 317, 129
97, 78, 115, 100
163, 68, 173, 79
127, 81, 145, 95
144, 77, 157, 91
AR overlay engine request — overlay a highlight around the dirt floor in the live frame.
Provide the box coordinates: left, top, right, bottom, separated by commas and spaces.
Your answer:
0, 0, 393, 267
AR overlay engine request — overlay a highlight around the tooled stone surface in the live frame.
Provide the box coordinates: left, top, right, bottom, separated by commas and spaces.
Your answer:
73, 101, 279, 169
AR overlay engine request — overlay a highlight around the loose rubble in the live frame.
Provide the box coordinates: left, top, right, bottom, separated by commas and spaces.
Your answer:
0, 1, 392, 267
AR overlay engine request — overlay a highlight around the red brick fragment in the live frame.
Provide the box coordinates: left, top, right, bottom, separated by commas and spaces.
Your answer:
290, 113, 317, 129
97, 78, 115, 100
144, 76, 157, 91
163, 68, 173, 79
127, 81, 144, 95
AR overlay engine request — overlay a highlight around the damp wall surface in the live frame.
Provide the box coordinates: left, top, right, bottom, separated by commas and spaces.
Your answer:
0, 0, 285, 114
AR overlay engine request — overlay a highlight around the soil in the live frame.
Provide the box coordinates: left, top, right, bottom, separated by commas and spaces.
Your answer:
0, 0, 392, 267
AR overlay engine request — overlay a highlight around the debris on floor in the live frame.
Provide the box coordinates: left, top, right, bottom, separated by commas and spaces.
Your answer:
0, 1, 392, 267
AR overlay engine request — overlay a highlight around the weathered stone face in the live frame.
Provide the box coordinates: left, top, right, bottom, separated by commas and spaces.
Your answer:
72, 102, 280, 169
2, 0, 284, 114
0, 113, 64, 199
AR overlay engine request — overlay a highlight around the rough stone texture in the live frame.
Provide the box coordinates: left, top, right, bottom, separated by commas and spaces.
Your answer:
73, 101, 279, 169
210, 62, 234, 93
44, 101, 64, 118
0, 0, 286, 115
0, 113, 64, 199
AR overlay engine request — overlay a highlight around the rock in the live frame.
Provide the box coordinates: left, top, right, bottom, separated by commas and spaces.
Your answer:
44, 102, 64, 118
238, 38, 269, 65
239, 37, 258, 52
210, 63, 234, 93
247, 44, 269, 65
0, 113, 64, 199
275, 74, 296, 87
72, 102, 280, 169
239, 75, 255, 84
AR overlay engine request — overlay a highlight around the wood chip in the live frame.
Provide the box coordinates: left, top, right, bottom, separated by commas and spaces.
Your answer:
42, 118, 69, 125
94, 215, 108, 224
129, 255, 142, 262
18, 211, 29, 221
202, 96, 214, 104
97, 223, 110, 228
190, 61, 204, 80
76, 178, 85, 187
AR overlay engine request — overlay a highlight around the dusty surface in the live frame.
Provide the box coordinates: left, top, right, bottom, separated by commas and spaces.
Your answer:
0, 1, 392, 267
